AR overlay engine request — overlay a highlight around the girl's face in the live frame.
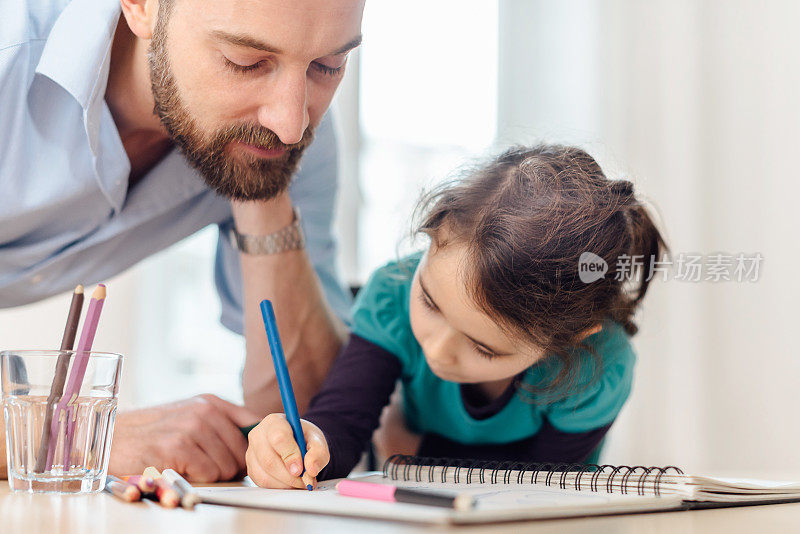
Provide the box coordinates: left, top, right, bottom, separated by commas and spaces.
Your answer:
409, 240, 545, 384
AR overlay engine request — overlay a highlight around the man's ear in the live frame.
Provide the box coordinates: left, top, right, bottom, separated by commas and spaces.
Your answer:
578, 323, 603, 340
119, 0, 160, 40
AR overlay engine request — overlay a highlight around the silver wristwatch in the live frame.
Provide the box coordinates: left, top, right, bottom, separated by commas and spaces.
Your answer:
229, 207, 305, 255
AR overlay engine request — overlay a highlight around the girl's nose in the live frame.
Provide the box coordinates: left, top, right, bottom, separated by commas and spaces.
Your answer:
426, 331, 458, 367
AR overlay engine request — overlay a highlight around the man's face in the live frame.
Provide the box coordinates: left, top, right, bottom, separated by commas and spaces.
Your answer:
147, 0, 364, 200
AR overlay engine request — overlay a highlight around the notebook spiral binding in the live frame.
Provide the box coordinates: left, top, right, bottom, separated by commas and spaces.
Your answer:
382, 454, 684, 497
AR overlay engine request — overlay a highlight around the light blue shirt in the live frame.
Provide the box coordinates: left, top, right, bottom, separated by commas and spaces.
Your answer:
0, 0, 351, 333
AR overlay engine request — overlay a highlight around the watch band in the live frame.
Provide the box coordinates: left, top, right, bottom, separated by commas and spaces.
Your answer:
230, 207, 305, 255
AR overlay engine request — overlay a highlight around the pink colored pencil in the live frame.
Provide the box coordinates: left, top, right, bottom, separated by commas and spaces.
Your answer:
46, 284, 107, 471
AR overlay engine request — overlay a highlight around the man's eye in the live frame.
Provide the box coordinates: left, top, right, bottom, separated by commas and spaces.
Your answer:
224, 58, 265, 74
311, 61, 345, 77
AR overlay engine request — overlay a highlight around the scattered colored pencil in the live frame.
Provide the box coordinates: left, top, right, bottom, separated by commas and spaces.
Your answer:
140, 466, 181, 508
125, 475, 156, 493
162, 468, 201, 509
104, 475, 141, 502
260, 299, 313, 491
154, 478, 181, 508
336, 480, 475, 511
143, 466, 162, 480
35, 285, 84, 473
46, 284, 106, 470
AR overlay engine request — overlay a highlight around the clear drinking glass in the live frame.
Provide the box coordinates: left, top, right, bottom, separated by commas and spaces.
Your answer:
1, 350, 122, 493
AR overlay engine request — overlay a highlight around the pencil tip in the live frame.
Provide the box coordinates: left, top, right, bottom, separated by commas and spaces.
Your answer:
92, 284, 107, 299
75, 285, 84, 294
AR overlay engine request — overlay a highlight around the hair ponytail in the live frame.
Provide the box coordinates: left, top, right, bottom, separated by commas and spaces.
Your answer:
613, 201, 667, 335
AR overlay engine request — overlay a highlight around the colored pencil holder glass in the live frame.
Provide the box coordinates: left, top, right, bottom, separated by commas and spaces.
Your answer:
1, 350, 122, 493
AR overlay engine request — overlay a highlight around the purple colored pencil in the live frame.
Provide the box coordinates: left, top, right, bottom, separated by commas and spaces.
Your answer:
46, 284, 107, 471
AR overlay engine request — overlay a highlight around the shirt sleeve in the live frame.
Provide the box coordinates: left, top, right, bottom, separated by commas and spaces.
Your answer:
303, 334, 402, 480
213, 112, 352, 334
541, 322, 636, 433
214, 221, 245, 334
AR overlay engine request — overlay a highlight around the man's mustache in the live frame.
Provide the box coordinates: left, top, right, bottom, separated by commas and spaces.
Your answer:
214, 123, 314, 152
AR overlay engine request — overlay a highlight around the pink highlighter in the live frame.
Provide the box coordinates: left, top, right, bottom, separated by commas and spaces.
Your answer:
335, 479, 474, 511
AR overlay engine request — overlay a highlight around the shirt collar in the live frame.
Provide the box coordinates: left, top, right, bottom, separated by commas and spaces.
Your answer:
35, 0, 121, 111
35, 0, 130, 212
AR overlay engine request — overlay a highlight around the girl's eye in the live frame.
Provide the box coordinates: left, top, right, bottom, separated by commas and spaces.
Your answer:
311, 61, 345, 78
472, 343, 497, 360
418, 291, 437, 313
224, 58, 265, 74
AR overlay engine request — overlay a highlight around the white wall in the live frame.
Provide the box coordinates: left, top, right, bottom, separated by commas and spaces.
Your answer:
498, 0, 800, 477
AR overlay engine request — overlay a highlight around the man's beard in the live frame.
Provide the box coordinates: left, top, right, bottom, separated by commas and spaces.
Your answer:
146, 19, 313, 201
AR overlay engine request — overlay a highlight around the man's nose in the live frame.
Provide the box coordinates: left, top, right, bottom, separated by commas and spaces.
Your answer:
257, 68, 310, 145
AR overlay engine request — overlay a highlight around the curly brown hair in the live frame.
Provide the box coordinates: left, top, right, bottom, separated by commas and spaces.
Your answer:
416, 144, 667, 392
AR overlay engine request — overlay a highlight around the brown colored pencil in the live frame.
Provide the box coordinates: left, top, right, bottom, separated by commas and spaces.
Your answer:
104, 475, 142, 502
34, 285, 84, 473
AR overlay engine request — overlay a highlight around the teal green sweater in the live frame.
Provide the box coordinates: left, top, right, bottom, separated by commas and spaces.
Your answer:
351, 254, 636, 444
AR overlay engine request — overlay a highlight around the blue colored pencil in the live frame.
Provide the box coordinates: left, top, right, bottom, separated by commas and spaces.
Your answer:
260, 299, 312, 491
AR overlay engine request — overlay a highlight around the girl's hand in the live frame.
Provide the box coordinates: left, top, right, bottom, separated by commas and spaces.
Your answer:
245, 413, 330, 489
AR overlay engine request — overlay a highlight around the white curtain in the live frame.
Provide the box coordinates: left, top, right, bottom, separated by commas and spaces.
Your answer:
499, 0, 800, 477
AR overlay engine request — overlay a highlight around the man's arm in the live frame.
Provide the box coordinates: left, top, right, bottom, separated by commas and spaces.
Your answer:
232, 194, 348, 415
216, 114, 350, 415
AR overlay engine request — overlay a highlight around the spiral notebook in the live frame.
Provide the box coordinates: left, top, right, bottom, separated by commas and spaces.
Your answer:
196, 455, 800, 525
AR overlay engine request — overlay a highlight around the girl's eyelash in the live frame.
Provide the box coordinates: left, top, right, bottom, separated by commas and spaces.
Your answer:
418, 290, 437, 312
418, 289, 498, 359
224, 58, 265, 74
473, 343, 497, 359
312, 62, 344, 77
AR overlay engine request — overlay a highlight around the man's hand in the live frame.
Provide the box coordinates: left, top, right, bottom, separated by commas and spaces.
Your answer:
109, 394, 260, 482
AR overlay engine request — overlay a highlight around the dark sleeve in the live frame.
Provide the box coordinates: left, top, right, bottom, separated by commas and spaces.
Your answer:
303, 334, 402, 480
416, 420, 612, 464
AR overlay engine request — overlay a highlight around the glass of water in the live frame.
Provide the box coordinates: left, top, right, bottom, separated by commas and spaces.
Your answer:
1, 350, 122, 493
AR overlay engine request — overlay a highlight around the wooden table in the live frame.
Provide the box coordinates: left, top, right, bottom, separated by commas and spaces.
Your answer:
3, 483, 800, 533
